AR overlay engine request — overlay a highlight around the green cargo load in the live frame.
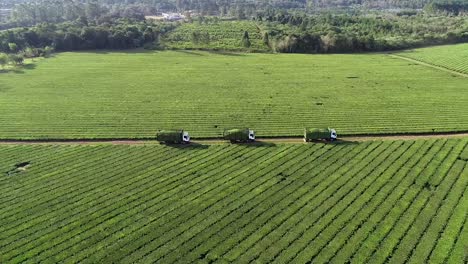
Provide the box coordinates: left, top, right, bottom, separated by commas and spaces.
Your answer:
304, 128, 337, 142
223, 128, 255, 143
156, 130, 190, 144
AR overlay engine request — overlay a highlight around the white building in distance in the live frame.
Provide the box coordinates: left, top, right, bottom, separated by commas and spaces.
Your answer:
162, 12, 185, 21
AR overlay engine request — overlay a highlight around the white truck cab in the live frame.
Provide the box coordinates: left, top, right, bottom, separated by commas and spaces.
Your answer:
248, 130, 255, 140
182, 131, 190, 143
330, 129, 338, 140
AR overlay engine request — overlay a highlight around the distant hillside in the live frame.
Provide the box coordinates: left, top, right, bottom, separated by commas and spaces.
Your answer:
0, 0, 435, 11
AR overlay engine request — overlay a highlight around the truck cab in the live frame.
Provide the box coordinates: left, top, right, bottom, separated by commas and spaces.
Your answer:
248, 130, 255, 141
182, 131, 190, 143
330, 129, 337, 141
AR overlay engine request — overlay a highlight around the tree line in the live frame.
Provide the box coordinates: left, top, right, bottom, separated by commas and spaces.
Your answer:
2, 1, 466, 31
424, 0, 468, 15
1, 0, 467, 56
0, 19, 174, 55
254, 10, 468, 53
175, 11, 468, 53
2, 11, 467, 55
3, 0, 463, 29
1, 0, 154, 29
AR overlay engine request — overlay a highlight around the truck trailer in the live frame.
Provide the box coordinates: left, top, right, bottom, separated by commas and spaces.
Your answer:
304, 128, 337, 142
156, 130, 190, 144
223, 128, 255, 143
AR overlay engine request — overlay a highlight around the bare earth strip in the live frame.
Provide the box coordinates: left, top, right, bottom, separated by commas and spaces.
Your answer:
0, 132, 467, 145
389, 54, 468, 78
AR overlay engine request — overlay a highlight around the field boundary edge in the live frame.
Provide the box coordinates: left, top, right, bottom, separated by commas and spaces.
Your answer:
389, 54, 468, 78
0, 131, 468, 145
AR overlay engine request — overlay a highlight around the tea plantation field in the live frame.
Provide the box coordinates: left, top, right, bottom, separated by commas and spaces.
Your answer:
164, 20, 267, 51
0, 50, 467, 139
0, 139, 467, 263
397, 43, 468, 75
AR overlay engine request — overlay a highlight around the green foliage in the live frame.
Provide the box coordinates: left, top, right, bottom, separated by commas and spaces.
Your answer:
0, 139, 466, 262
262, 31, 270, 47
8, 53, 23, 65
241, 31, 251, 48
2, 0, 147, 28
256, 11, 468, 53
164, 20, 267, 51
162, 13, 468, 53
0, 49, 467, 139
0, 21, 174, 53
424, 0, 468, 15
23, 47, 38, 58
2, 9, 467, 54
191, 31, 211, 45
274, 34, 299, 53
43, 46, 54, 57
0, 53, 8, 68
8, 42, 17, 52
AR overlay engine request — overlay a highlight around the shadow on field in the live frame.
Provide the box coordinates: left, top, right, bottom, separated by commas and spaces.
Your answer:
334, 139, 360, 145
0, 63, 36, 74
22, 64, 36, 70
232, 141, 277, 147
394, 50, 416, 54
79, 50, 110, 55
206, 50, 245, 57
173, 50, 206, 56
79, 49, 155, 55
173, 50, 246, 57
308, 139, 359, 145
163, 142, 210, 149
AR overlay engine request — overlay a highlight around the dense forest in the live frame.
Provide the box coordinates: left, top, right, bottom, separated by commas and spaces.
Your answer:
0, 20, 173, 53
2, 0, 466, 28
162, 12, 468, 53
425, 0, 468, 15
0, 0, 467, 57
256, 10, 467, 53
0, 0, 446, 16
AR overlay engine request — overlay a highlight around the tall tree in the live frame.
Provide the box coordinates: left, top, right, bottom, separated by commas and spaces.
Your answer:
262, 31, 270, 47
242, 31, 251, 48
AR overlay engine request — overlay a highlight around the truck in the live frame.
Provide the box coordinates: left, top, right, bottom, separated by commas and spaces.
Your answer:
304, 128, 337, 142
223, 128, 255, 143
156, 130, 190, 144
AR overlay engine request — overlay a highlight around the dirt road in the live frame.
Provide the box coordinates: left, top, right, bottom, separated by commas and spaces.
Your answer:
0, 132, 467, 145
